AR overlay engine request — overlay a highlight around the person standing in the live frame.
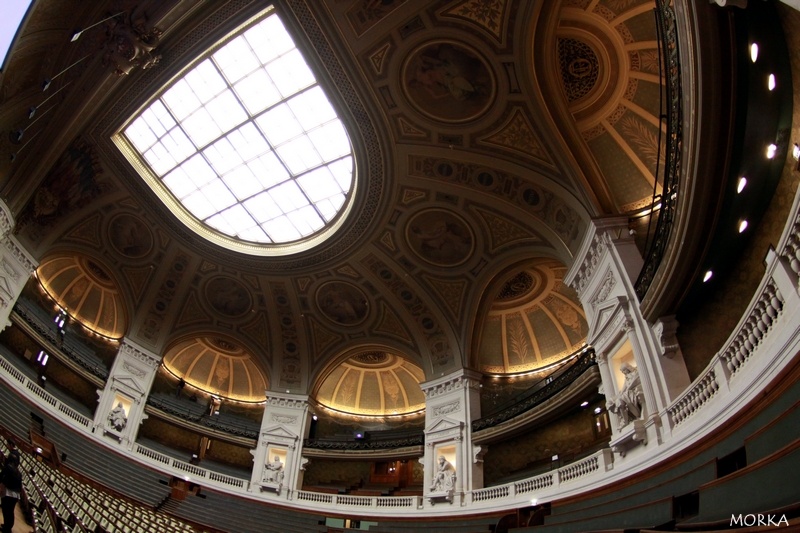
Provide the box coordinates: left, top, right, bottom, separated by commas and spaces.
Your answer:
0, 453, 22, 533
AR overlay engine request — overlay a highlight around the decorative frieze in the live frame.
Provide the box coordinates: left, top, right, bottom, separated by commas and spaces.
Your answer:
119, 341, 160, 369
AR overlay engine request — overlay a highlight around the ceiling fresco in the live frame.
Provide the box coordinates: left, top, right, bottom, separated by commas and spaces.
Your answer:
0, 0, 663, 415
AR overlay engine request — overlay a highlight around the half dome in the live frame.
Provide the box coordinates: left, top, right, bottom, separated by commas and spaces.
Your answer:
477, 259, 587, 375
163, 336, 268, 402
37, 254, 127, 339
315, 351, 426, 417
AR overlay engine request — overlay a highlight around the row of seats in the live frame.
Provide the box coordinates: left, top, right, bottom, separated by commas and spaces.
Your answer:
2, 441, 197, 533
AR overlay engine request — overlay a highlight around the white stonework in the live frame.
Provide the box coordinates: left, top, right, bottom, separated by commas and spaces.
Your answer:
251, 391, 311, 496
94, 339, 160, 447
565, 217, 691, 455
421, 368, 483, 504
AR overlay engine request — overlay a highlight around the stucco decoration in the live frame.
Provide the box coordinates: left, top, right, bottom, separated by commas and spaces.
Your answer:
315, 281, 369, 326
205, 276, 252, 318
108, 214, 154, 259
406, 209, 474, 267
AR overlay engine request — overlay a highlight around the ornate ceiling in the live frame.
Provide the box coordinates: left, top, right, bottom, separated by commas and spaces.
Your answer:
0, 0, 663, 414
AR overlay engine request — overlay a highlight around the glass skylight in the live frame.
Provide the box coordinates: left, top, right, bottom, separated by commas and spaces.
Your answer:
122, 12, 353, 245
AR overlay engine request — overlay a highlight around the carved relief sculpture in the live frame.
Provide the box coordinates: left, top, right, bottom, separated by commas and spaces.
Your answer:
103, 13, 162, 76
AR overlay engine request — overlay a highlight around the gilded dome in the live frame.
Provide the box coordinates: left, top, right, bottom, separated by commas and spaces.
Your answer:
315, 351, 426, 417
477, 259, 588, 375
37, 254, 127, 340
163, 336, 268, 402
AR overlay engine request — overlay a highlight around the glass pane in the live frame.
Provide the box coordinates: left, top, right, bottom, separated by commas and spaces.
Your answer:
163, 79, 202, 121
122, 11, 355, 246
256, 103, 302, 146
276, 136, 321, 174
234, 69, 281, 114
182, 107, 221, 147
213, 36, 259, 83
185, 59, 226, 103
222, 165, 262, 201
244, 191, 282, 223
268, 49, 314, 96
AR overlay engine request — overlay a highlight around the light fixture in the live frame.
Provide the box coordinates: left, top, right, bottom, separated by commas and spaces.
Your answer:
738, 220, 748, 233
593, 407, 602, 415
28, 82, 71, 118
768, 74, 776, 91
531, 498, 538, 506
42, 54, 91, 90
750, 43, 759, 62
580, 401, 589, 408
70, 12, 125, 42
737, 177, 747, 193
703, 270, 713, 283
766, 144, 777, 159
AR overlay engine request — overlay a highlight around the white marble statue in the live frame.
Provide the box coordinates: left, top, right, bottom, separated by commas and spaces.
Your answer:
262, 455, 285, 484
430, 455, 455, 492
608, 363, 645, 430
108, 402, 128, 431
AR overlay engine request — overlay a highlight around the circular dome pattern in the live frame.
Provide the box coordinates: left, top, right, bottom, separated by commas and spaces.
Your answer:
37, 254, 127, 339
163, 336, 268, 402
108, 214, 154, 259
406, 208, 474, 267
402, 41, 495, 123
205, 277, 252, 317
315, 351, 426, 417
316, 281, 369, 326
477, 259, 587, 375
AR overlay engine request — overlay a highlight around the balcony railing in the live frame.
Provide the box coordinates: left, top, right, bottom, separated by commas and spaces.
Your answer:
634, 0, 683, 300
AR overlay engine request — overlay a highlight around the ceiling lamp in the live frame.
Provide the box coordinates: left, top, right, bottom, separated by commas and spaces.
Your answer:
737, 177, 747, 193
750, 43, 759, 63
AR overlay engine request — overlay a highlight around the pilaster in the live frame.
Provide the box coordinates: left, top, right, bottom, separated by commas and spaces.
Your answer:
565, 217, 691, 456
94, 338, 161, 449
421, 368, 482, 505
251, 392, 310, 497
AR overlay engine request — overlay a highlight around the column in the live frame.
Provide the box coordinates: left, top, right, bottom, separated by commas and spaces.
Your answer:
93, 339, 161, 449
250, 392, 311, 497
0, 200, 37, 332
421, 368, 482, 505
564, 217, 691, 456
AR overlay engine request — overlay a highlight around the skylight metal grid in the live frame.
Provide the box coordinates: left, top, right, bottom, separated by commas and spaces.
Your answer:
123, 13, 353, 245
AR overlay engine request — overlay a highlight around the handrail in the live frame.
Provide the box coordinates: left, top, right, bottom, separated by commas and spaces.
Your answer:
472, 348, 596, 432
634, 0, 683, 300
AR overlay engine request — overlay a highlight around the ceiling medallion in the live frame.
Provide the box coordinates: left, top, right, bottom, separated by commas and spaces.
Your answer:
352, 352, 390, 366
402, 40, 495, 123
406, 208, 475, 267
497, 271, 535, 300
316, 281, 369, 326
